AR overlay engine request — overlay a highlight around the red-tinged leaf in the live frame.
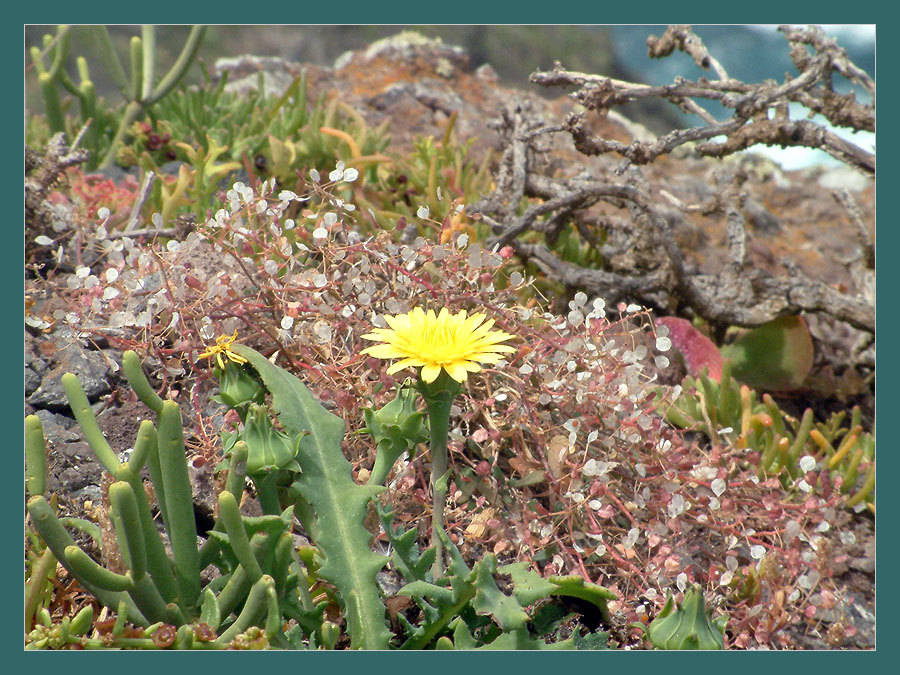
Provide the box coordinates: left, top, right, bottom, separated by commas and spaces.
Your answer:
720, 315, 814, 391
656, 317, 723, 381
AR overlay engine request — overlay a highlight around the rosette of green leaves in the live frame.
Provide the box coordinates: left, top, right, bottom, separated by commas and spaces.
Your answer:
361, 383, 429, 486
647, 585, 727, 650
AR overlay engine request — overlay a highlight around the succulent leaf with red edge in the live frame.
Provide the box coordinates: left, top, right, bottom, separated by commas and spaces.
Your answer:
655, 317, 723, 381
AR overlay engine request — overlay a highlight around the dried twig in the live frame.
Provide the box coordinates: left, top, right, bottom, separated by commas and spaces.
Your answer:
647, 24, 731, 81
25, 132, 90, 238
124, 171, 157, 232
531, 25, 874, 175
832, 188, 874, 270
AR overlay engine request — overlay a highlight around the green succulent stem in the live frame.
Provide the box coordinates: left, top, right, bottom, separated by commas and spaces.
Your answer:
25, 415, 47, 497
25, 547, 56, 633
123, 350, 165, 413
129, 36, 143, 102
216, 575, 275, 644
147, 25, 206, 105
31, 27, 71, 133
61, 373, 121, 474
64, 545, 131, 592
126, 570, 174, 625
100, 100, 143, 169
109, 481, 149, 579
94, 26, 130, 96
200, 441, 248, 569
140, 26, 156, 102
157, 401, 202, 609
27, 496, 146, 625
788, 408, 815, 473
198, 441, 249, 569
46, 26, 71, 80
214, 532, 270, 621
219, 491, 264, 582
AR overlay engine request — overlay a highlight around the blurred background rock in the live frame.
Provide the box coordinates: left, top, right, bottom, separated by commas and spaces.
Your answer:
25, 25, 874, 167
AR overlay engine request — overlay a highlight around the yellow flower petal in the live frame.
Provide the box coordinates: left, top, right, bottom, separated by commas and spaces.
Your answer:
359, 307, 517, 383
198, 332, 247, 370
464, 352, 506, 364
361, 343, 408, 359
421, 363, 442, 383
386, 357, 428, 374
445, 361, 478, 382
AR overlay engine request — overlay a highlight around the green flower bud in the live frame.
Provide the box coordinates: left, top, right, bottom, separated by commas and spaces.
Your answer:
647, 584, 727, 650
320, 621, 340, 650
235, 403, 299, 475
361, 383, 429, 485
215, 360, 265, 411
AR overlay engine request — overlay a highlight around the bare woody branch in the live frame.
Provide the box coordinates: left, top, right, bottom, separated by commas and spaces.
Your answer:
470, 88, 874, 336
530, 25, 874, 175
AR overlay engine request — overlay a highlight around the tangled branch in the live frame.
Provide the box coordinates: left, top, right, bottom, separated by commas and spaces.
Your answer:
530, 25, 874, 174
470, 26, 874, 337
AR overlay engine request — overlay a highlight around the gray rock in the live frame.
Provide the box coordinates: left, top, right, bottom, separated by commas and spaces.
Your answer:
25, 367, 42, 397
25, 332, 50, 396
45, 440, 104, 495
474, 63, 500, 84
27, 343, 113, 410
159, 161, 187, 177
849, 555, 875, 574
34, 408, 79, 440
214, 55, 300, 97
360, 31, 467, 70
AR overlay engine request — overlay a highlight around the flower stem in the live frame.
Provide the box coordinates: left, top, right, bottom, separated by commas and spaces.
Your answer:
254, 470, 283, 516
419, 372, 460, 579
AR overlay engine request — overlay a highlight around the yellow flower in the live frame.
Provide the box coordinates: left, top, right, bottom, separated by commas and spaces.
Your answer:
360, 307, 516, 383
197, 331, 249, 370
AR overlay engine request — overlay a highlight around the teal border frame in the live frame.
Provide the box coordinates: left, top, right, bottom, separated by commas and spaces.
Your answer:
11, 4, 887, 669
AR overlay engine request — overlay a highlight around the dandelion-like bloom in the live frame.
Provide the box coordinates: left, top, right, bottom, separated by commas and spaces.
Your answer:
361, 307, 516, 383
197, 331, 248, 370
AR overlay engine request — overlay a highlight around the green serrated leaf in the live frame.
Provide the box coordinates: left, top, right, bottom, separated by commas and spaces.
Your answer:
376, 503, 435, 583
573, 629, 611, 650
499, 561, 558, 606
547, 574, 616, 624
230, 344, 391, 650
472, 556, 529, 632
